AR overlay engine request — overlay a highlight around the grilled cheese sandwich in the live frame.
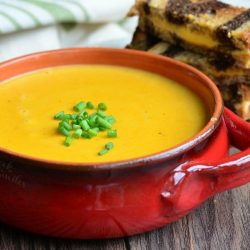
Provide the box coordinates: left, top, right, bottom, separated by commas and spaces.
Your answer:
135, 0, 250, 68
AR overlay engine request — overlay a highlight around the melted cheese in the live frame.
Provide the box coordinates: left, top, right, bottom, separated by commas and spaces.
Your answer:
148, 14, 218, 48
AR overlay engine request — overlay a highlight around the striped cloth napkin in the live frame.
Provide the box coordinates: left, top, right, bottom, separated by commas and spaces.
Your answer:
0, 0, 248, 62
0, 0, 135, 34
0, 0, 137, 61
0, 0, 248, 34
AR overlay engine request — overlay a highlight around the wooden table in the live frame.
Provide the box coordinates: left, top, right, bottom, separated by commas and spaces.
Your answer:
0, 183, 249, 250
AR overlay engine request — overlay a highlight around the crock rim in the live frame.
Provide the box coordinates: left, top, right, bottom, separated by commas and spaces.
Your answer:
0, 48, 223, 172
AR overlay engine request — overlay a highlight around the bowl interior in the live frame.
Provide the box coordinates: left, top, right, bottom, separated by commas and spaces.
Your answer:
0, 48, 223, 169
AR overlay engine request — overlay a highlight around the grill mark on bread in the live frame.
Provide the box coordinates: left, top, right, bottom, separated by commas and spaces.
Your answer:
162, 45, 184, 57
208, 52, 236, 71
187, 1, 228, 15
143, 1, 151, 15
217, 9, 250, 45
166, 0, 191, 24
127, 27, 160, 50
143, 18, 156, 38
166, 0, 228, 24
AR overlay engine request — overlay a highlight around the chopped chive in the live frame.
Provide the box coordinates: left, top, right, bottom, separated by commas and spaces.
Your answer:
73, 129, 83, 138
82, 131, 91, 139
60, 121, 72, 131
89, 112, 97, 118
107, 129, 117, 138
80, 120, 90, 131
72, 119, 78, 125
54, 111, 65, 120
54, 100, 117, 154
92, 127, 100, 132
97, 110, 106, 118
74, 101, 86, 112
98, 148, 109, 156
64, 136, 73, 146
98, 102, 107, 111
79, 111, 88, 118
97, 117, 112, 129
105, 116, 116, 125
58, 126, 70, 136
64, 114, 71, 120
88, 128, 98, 137
87, 101, 94, 109
88, 116, 97, 127
71, 114, 78, 120
77, 116, 83, 122
72, 124, 81, 130
105, 142, 114, 150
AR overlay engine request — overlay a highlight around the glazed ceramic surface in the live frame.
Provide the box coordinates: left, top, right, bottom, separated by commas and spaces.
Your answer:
0, 49, 249, 239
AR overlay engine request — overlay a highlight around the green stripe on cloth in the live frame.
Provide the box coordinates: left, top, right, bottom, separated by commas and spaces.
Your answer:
117, 19, 127, 26
65, 0, 90, 21
0, 2, 41, 26
23, 0, 76, 22
0, 11, 21, 30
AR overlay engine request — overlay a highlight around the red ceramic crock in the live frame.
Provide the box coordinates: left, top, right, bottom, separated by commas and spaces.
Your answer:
0, 48, 249, 239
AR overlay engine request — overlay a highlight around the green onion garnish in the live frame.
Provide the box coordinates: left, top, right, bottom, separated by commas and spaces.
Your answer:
58, 126, 70, 136
71, 114, 78, 120
88, 128, 98, 137
54, 101, 117, 153
82, 131, 91, 139
88, 116, 97, 127
92, 127, 99, 132
107, 129, 117, 138
105, 116, 116, 125
105, 142, 114, 150
87, 101, 94, 109
73, 129, 83, 138
72, 124, 81, 130
64, 136, 73, 146
98, 142, 114, 156
98, 102, 107, 111
97, 117, 112, 129
80, 120, 90, 131
97, 110, 106, 118
79, 111, 88, 118
64, 114, 71, 120
98, 148, 109, 156
74, 101, 86, 112
54, 111, 65, 120
60, 121, 72, 131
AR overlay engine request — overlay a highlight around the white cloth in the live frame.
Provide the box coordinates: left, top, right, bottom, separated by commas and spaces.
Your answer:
0, 0, 249, 62
0, 0, 137, 61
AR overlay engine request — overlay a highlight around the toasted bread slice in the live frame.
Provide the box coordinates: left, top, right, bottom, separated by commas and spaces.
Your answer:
135, 0, 250, 68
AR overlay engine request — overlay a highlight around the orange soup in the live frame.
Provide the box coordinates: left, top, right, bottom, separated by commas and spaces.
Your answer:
0, 65, 208, 163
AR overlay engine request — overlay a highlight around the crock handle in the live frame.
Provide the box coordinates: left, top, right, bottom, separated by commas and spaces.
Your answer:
162, 108, 250, 215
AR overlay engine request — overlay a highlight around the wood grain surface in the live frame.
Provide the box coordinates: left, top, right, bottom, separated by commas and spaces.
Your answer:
0, 183, 249, 250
